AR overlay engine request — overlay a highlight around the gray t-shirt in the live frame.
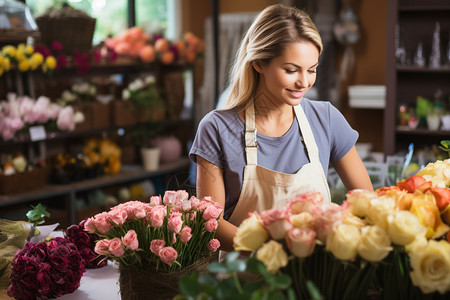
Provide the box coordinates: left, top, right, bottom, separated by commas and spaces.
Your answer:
189, 98, 358, 219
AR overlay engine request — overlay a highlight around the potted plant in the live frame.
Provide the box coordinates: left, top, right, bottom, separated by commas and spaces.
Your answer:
122, 75, 166, 123
132, 123, 163, 171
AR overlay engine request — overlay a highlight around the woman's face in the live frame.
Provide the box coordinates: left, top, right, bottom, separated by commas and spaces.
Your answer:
255, 41, 319, 107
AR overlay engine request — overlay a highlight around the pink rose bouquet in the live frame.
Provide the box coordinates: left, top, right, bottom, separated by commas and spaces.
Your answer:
85, 190, 222, 272
7, 237, 86, 299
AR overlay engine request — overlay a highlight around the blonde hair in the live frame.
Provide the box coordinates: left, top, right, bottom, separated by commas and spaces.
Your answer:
223, 4, 322, 111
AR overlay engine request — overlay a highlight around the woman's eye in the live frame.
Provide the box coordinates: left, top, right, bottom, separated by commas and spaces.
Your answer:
285, 69, 296, 74
308, 69, 317, 74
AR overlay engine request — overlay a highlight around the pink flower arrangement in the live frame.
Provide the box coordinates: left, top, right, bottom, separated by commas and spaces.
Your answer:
85, 190, 222, 271
7, 237, 86, 299
0, 93, 84, 141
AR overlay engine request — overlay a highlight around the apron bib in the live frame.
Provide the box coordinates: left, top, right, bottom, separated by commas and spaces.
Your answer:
228, 102, 331, 227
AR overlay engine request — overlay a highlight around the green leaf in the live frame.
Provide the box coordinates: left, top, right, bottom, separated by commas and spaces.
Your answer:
306, 280, 324, 300
273, 273, 292, 289
179, 276, 201, 297
198, 273, 218, 286
26, 203, 50, 224
226, 260, 246, 273
208, 261, 228, 274
225, 251, 240, 263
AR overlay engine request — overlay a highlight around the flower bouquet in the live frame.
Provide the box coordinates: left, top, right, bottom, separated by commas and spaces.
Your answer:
85, 190, 222, 300
233, 159, 450, 300
7, 237, 86, 299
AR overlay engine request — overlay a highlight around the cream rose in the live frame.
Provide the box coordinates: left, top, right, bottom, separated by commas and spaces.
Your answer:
233, 213, 269, 252
387, 211, 426, 246
345, 189, 377, 218
405, 235, 428, 253
366, 196, 397, 229
326, 224, 361, 261
357, 225, 392, 262
409, 240, 450, 294
417, 159, 450, 188
342, 212, 367, 229
290, 212, 314, 228
286, 227, 316, 258
256, 240, 288, 274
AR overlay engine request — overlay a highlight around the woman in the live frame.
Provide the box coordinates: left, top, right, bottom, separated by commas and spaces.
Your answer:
189, 4, 373, 251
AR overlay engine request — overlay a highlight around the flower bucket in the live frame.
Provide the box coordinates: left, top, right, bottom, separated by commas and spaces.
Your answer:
119, 254, 216, 300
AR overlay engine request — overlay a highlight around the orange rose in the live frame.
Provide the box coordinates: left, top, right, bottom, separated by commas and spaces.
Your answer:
410, 193, 450, 239
397, 175, 427, 193
429, 187, 450, 211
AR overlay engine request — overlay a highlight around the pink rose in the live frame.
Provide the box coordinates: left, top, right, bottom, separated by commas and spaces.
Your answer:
57, 106, 76, 131
260, 208, 292, 240
286, 227, 316, 258
312, 202, 343, 242
189, 196, 201, 209
207, 239, 220, 252
148, 205, 167, 228
158, 247, 178, 265
93, 212, 112, 234
289, 192, 323, 215
179, 226, 192, 243
109, 237, 125, 257
180, 199, 192, 211
204, 219, 218, 233
150, 239, 165, 255
149, 195, 161, 206
94, 239, 111, 256
84, 217, 97, 234
122, 230, 139, 250
168, 212, 183, 233
109, 209, 128, 225
202, 204, 222, 220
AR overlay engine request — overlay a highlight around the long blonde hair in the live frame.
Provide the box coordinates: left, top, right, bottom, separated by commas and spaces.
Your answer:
223, 4, 322, 111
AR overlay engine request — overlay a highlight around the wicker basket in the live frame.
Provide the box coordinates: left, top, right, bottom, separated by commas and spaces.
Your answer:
35, 6, 96, 55
0, 166, 50, 195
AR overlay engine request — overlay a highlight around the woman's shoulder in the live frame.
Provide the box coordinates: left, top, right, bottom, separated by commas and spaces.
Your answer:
199, 108, 242, 127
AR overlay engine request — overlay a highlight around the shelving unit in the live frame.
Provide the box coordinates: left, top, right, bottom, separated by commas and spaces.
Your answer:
384, 0, 450, 155
0, 59, 196, 225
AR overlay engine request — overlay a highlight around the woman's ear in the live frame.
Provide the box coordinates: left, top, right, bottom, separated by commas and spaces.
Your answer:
252, 60, 263, 73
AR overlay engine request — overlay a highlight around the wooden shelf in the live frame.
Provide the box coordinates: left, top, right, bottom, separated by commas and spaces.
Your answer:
0, 158, 191, 223
397, 66, 450, 73
396, 127, 450, 136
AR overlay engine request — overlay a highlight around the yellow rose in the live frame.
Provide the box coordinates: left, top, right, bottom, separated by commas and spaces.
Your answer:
345, 189, 377, 218
45, 56, 57, 70
256, 240, 288, 274
15, 49, 26, 62
405, 235, 428, 253
326, 224, 361, 261
18, 59, 29, 72
366, 195, 397, 229
410, 194, 450, 239
417, 159, 450, 188
357, 225, 392, 262
290, 212, 314, 228
24, 45, 34, 55
342, 211, 367, 229
387, 210, 426, 246
409, 240, 450, 294
233, 213, 269, 252
3, 57, 10, 70
2, 45, 16, 58
31, 52, 43, 64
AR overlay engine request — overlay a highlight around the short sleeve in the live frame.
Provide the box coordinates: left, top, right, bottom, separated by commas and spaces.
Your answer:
189, 111, 225, 168
328, 104, 358, 163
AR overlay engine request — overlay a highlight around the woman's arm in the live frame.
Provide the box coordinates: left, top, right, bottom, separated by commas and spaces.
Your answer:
332, 146, 374, 192
196, 156, 237, 252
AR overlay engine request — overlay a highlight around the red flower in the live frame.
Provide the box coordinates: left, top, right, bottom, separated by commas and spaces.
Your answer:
396, 175, 427, 193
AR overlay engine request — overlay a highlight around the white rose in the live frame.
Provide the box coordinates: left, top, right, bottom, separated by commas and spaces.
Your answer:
366, 196, 397, 229
256, 240, 288, 274
405, 235, 428, 253
144, 75, 156, 85
122, 89, 130, 100
74, 111, 85, 124
409, 240, 450, 294
233, 213, 269, 252
387, 211, 426, 246
345, 189, 377, 218
129, 78, 145, 91
326, 224, 361, 261
417, 159, 450, 188
357, 225, 392, 262
342, 212, 367, 229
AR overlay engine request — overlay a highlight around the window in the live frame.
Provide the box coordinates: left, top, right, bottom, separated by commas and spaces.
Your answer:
26, 0, 178, 45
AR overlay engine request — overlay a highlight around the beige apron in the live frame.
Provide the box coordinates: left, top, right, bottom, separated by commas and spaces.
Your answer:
228, 102, 331, 227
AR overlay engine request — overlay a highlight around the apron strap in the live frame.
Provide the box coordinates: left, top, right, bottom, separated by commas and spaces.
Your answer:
245, 102, 258, 165
294, 104, 320, 163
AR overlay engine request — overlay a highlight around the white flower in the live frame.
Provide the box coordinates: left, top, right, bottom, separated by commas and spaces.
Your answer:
129, 78, 145, 91
387, 210, 426, 246
122, 89, 130, 100
144, 75, 156, 85
357, 225, 392, 262
326, 224, 361, 261
417, 159, 450, 188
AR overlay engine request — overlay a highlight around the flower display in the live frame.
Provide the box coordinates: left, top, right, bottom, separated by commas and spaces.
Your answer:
1, 43, 56, 76
65, 219, 107, 269
233, 159, 450, 299
105, 27, 204, 64
85, 190, 222, 272
0, 93, 84, 141
7, 237, 86, 299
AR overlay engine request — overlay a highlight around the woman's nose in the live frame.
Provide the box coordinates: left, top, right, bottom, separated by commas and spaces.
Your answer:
296, 72, 308, 87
